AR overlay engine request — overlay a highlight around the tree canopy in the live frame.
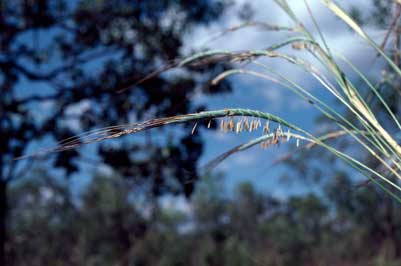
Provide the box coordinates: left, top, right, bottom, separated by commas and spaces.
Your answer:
0, 0, 231, 264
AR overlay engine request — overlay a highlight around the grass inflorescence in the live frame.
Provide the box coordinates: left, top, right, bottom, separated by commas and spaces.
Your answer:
18, 0, 401, 202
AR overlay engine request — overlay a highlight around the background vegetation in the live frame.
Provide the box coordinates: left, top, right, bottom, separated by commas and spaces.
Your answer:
8, 170, 401, 266
2, 0, 401, 265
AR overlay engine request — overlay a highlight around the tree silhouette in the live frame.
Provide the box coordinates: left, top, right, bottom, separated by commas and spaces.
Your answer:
0, 0, 231, 264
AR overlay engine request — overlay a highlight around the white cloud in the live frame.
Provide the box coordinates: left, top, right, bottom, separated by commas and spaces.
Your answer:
183, 0, 385, 115
210, 130, 235, 141
232, 151, 259, 167
65, 99, 91, 116
160, 195, 192, 214
63, 99, 92, 131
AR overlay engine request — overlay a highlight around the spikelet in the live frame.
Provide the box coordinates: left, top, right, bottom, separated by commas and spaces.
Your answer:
228, 117, 234, 131
244, 117, 250, 131
280, 127, 286, 143
260, 139, 271, 149
239, 118, 244, 132
223, 117, 229, 132
207, 119, 212, 128
272, 130, 279, 145
277, 124, 282, 136
263, 121, 270, 134
292, 41, 307, 50
286, 129, 291, 142
235, 120, 242, 133
250, 119, 260, 131
249, 119, 254, 132
220, 116, 240, 133
296, 138, 300, 147
191, 122, 198, 135
218, 117, 280, 138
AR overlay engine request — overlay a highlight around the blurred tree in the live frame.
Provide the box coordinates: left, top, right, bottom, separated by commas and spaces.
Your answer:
78, 174, 148, 266
8, 168, 78, 265
227, 182, 265, 243
191, 174, 228, 266
8, 1, 401, 265
8, 170, 401, 265
325, 173, 401, 260
0, 0, 232, 264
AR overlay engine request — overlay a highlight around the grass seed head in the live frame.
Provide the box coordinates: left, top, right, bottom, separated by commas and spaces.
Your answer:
263, 121, 270, 134
272, 131, 279, 145
229, 117, 234, 131
191, 122, 198, 135
236, 121, 243, 133
244, 117, 250, 130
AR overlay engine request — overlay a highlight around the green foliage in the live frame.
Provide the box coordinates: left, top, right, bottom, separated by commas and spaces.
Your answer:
29, 0, 401, 201
8, 170, 401, 265
0, 0, 230, 263
9, 1, 401, 265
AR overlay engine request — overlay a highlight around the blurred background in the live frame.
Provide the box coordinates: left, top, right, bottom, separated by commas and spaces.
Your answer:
2, 0, 401, 265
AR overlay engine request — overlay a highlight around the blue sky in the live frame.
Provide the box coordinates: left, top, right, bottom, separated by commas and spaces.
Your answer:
67, 0, 390, 200
16, 0, 391, 202
172, 0, 388, 197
